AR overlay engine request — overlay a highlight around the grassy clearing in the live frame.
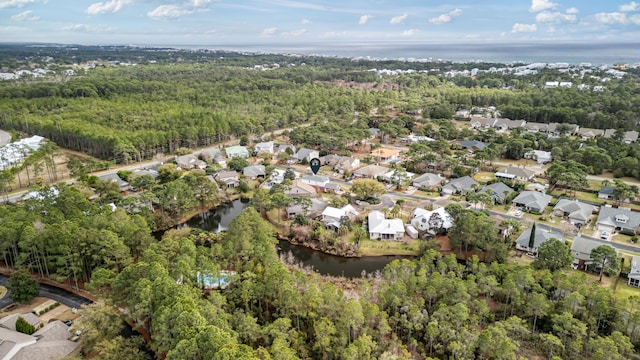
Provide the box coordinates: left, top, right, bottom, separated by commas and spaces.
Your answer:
358, 238, 422, 256
0, 286, 6, 299
473, 171, 496, 184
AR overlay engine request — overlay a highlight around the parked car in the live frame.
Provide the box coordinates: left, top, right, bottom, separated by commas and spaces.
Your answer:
514, 210, 523, 216
601, 231, 610, 239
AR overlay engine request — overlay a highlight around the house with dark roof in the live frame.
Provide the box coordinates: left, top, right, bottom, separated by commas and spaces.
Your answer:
481, 182, 514, 204
596, 207, 640, 235
441, 176, 479, 195
201, 148, 227, 166
570, 236, 616, 270
495, 166, 535, 182
412, 173, 444, 190
553, 199, 595, 227
515, 226, 566, 254
457, 140, 488, 152
294, 148, 319, 163
176, 154, 207, 170
598, 186, 616, 200
512, 191, 553, 213
243, 164, 266, 179
97, 172, 130, 192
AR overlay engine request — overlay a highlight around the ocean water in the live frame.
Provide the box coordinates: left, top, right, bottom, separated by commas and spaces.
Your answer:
172, 42, 640, 65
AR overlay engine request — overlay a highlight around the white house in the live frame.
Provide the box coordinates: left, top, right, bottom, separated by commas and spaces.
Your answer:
628, 256, 640, 287
368, 211, 405, 241
525, 150, 552, 164
321, 205, 359, 228
254, 141, 274, 154
411, 207, 454, 234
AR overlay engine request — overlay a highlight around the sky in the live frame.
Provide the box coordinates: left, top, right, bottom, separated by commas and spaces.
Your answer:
1, 0, 640, 46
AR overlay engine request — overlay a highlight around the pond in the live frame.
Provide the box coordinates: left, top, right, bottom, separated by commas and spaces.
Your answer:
180, 199, 412, 278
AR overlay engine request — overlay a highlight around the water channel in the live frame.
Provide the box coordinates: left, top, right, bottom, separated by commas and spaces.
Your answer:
182, 199, 410, 278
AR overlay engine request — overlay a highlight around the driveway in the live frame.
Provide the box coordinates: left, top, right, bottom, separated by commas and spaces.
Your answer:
0, 275, 93, 310
0, 130, 10, 147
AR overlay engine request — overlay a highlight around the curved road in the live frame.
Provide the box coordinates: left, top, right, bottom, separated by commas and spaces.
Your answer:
0, 274, 93, 310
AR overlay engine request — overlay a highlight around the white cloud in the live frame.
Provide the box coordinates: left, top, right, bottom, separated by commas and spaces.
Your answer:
403, 29, 419, 36
536, 11, 577, 23
0, 0, 35, 9
390, 13, 408, 24
594, 12, 627, 25
512, 23, 537, 32
566, 7, 579, 14
359, 14, 373, 25
282, 28, 306, 36
631, 14, 640, 25
87, 0, 131, 15
529, 0, 557, 12
260, 27, 277, 36
429, 8, 462, 24
620, 2, 640, 12
148, 5, 194, 19
62, 24, 90, 31
190, 0, 213, 6
11, 10, 39, 21
301, 18, 311, 24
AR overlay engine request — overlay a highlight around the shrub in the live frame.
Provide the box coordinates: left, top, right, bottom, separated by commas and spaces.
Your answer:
15, 317, 36, 335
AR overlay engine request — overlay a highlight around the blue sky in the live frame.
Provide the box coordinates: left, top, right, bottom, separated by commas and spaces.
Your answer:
1, 0, 640, 45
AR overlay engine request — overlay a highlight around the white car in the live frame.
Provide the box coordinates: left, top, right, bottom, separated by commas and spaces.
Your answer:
601, 231, 610, 239
514, 210, 523, 216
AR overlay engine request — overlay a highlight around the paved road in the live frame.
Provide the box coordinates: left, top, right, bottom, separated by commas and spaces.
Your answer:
0, 274, 93, 309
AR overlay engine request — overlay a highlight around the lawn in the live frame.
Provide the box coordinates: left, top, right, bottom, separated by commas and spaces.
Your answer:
473, 171, 496, 184
359, 238, 422, 256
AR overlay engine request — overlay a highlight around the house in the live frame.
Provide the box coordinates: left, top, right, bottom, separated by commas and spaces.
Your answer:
515, 226, 566, 254
368, 128, 380, 138
524, 122, 548, 133
176, 154, 207, 170
495, 166, 535, 182
624, 131, 639, 144
335, 156, 361, 173
368, 211, 405, 240
553, 199, 595, 227
470, 117, 496, 129
411, 207, 454, 234
405, 225, 419, 239
412, 173, 444, 190
547, 123, 579, 136
628, 256, 640, 287
382, 169, 415, 184
201, 148, 227, 166
371, 148, 402, 163
254, 141, 274, 154
598, 186, 616, 200
571, 236, 615, 270
493, 118, 526, 131
441, 176, 479, 195
225, 145, 250, 159
243, 164, 266, 179
404, 134, 435, 143
97, 172, 130, 192
545, 81, 559, 88
454, 109, 471, 118
214, 170, 240, 188
322, 205, 359, 229
275, 144, 296, 156
525, 150, 552, 164
294, 148, 319, 163
596, 207, 640, 235
284, 179, 318, 198
300, 175, 330, 189
321, 154, 341, 166
0, 313, 41, 331
0, 319, 80, 360
353, 164, 389, 179
577, 128, 604, 140
512, 191, 553, 213
481, 182, 514, 204
457, 140, 488, 152
131, 168, 160, 182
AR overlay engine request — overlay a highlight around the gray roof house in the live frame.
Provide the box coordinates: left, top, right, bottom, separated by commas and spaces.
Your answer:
596, 207, 640, 235
493, 118, 526, 131
470, 117, 496, 129
0, 319, 80, 360
285, 179, 318, 198
294, 148, 319, 163
481, 182, 514, 204
624, 130, 639, 144
176, 154, 207, 170
628, 256, 640, 287
553, 199, 595, 226
97, 172, 130, 192
254, 141, 274, 154
457, 140, 488, 152
495, 166, 535, 182
275, 144, 296, 155
577, 128, 605, 140
441, 176, 479, 195
353, 164, 389, 179
412, 173, 444, 190
598, 186, 616, 200
214, 170, 240, 188
570, 236, 616, 270
515, 226, 565, 254
512, 191, 553, 213
201, 148, 227, 166
243, 164, 266, 179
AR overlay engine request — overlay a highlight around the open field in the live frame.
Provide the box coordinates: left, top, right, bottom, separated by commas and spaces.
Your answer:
358, 238, 421, 256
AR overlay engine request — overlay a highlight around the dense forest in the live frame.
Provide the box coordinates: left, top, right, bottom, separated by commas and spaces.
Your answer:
0, 45, 639, 164
2, 186, 639, 359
